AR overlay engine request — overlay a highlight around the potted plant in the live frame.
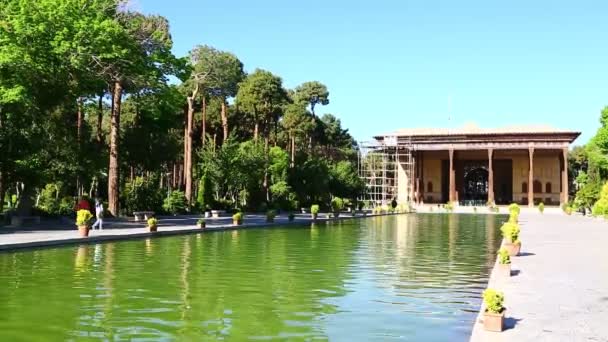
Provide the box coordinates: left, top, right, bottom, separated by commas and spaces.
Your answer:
311, 204, 320, 220
266, 210, 276, 223
482, 289, 506, 332
147, 217, 158, 232
197, 218, 206, 229
232, 212, 243, 226
330, 197, 343, 218
76, 209, 93, 237
566, 206, 573, 215
497, 248, 511, 277
501, 222, 521, 256
539, 202, 545, 214
288, 213, 295, 222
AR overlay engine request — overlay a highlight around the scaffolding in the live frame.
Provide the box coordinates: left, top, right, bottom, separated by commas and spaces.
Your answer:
358, 136, 414, 208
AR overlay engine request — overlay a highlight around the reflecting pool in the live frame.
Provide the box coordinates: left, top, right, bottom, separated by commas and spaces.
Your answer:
0, 214, 502, 341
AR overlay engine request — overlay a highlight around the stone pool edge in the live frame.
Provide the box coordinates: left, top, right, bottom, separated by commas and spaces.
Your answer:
0, 212, 407, 252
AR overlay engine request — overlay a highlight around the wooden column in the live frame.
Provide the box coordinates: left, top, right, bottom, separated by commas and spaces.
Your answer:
488, 148, 494, 205
449, 149, 455, 203
562, 147, 569, 205
528, 147, 535, 207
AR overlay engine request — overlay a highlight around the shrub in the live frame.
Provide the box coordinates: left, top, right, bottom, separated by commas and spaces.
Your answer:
538, 202, 545, 214
330, 197, 344, 212
500, 222, 520, 243
566, 206, 573, 215
388, 206, 395, 214
288, 213, 295, 221
483, 289, 505, 314
266, 210, 276, 221
445, 202, 454, 212
310, 204, 320, 215
592, 181, 608, 216
147, 217, 158, 227
197, 218, 205, 225
163, 190, 187, 215
508, 203, 520, 215
508, 210, 518, 224
123, 177, 164, 214
497, 248, 511, 264
232, 212, 243, 223
197, 173, 212, 212
373, 206, 383, 214
357, 201, 365, 211
75, 210, 93, 226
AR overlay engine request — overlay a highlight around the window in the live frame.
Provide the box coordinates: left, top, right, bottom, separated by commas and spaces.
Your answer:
533, 180, 542, 193
546, 182, 552, 193
522, 182, 528, 193
427, 181, 433, 193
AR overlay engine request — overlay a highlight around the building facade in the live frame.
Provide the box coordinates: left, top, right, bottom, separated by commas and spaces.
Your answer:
360, 125, 580, 207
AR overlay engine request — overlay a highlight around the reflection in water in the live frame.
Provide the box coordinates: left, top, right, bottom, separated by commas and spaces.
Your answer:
0, 214, 503, 341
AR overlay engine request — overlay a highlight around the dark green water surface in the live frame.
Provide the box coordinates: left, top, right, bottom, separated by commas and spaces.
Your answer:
0, 214, 503, 341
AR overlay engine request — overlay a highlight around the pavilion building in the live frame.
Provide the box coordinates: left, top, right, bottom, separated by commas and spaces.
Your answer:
359, 124, 580, 207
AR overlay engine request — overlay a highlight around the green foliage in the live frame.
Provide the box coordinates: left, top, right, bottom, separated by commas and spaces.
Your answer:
373, 206, 383, 215
592, 182, 608, 216
232, 212, 243, 223
508, 210, 519, 224
500, 222, 521, 243
75, 210, 93, 226
294, 81, 329, 115
330, 197, 344, 212
538, 202, 545, 213
445, 202, 454, 212
163, 190, 187, 215
197, 173, 212, 212
266, 210, 276, 221
497, 248, 511, 265
310, 204, 320, 215
288, 213, 295, 221
483, 289, 505, 314
123, 177, 164, 214
197, 218, 205, 225
147, 217, 158, 227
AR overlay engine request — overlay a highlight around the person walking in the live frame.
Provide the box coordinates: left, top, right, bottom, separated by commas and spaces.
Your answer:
92, 199, 104, 230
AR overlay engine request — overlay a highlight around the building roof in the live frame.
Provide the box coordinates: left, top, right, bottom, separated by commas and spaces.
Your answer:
376, 123, 580, 139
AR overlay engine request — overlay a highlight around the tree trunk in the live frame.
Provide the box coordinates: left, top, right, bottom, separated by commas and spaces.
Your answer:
264, 136, 270, 202
185, 86, 198, 208
108, 81, 123, 217
254, 122, 259, 141
97, 94, 104, 143
220, 98, 229, 142
290, 134, 295, 168
201, 95, 207, 145
76, 97, 83, 142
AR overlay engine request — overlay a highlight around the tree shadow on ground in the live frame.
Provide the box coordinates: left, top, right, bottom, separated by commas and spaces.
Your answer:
504, 317, 523, 330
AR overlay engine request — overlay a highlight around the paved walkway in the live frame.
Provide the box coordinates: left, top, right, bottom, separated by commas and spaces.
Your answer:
0, 212, 371, 251
471, 212, 608, 342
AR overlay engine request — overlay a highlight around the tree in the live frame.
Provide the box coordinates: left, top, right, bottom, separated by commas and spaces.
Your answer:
294, 81, 329, 116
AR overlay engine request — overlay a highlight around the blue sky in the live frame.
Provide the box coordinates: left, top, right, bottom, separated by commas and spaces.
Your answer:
138, 0, 608, 144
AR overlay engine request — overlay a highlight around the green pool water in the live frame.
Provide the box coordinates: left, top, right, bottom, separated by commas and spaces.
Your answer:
0, 214, 503, 341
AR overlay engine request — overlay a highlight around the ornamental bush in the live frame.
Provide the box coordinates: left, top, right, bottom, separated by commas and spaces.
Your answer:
310, 204, 320, 215
163, 190, 187, 215
232, 212, 243, 223
592, 182, 608, 216
483, 289, 505, 314
147, 217, 158, 227
266, 210, 276, 221
497, 248, 511, 264
75, 210, 93, 226
500, 222, 521, 243
508, 203, 520, 215
538, 202, 545, 214
330, 197, 344, 212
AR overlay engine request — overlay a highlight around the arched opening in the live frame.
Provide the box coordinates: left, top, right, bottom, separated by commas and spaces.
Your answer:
427, 181, 433, 193
533, 180, 542, 193
463, 166, 488, 204
546, 182, 552, 193
522, 182, 528, 193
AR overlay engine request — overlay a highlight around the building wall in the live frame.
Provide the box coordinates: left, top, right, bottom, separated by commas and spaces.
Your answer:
422, 157, 443, 203
512, 153, 561, 205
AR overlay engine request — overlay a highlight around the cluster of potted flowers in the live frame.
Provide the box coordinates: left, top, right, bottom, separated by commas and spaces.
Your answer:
482, 203, 524, 332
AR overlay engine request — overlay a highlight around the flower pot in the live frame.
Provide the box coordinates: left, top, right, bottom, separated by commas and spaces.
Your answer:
233, 219, 242, 226
483, 310, 505, 332
333, 212, 340, 218
198, 223, 206, 229
504, 241, 521, 256
498, 263, 511, 277
148, 225, 157, 232
78, 225, 90, 237
311, 213, 318, 220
